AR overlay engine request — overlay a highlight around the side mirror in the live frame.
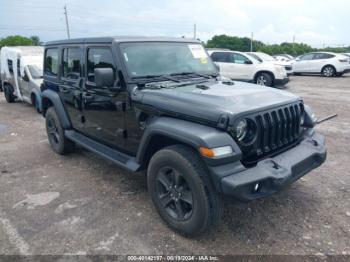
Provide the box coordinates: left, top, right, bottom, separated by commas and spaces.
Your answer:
94, 68, 115, 88
244, 60, 253, 65
23, 72, 29, 82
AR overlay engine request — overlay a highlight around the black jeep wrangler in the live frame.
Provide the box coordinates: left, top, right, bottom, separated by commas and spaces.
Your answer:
41, 37, 326, 236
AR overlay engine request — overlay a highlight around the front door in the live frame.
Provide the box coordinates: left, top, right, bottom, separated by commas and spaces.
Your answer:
82, 46, 127, 151
293, 53, 315, 73
230, 53, 255, 81
59, 46, 84, 132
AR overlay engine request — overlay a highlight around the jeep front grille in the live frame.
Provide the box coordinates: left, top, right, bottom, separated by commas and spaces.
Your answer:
242, 102, 304, 166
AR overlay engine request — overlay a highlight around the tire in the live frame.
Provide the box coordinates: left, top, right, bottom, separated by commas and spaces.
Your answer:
147, 145, 222, 237
45, 107, 75, 155
322, 65, 335, 77
255, 72, 273, 87
4, 84, 15, 103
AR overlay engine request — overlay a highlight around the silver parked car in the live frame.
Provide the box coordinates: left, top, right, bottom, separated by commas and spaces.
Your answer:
0, 46, 44, 112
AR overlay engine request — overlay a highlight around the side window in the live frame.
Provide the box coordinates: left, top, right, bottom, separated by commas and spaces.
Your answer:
17, 59, 21, 76
62, 48, 81, 80
300, 54, 314, 61
7, 60, 13, 75
210, 52, 229, 63
233, 53, 250, 64
87, 47, 115, 83
45, 48, 59, 76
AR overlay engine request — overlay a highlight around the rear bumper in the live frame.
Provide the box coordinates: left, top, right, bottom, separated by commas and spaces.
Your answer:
220, 132, 326, 201
274, 77, 289, 86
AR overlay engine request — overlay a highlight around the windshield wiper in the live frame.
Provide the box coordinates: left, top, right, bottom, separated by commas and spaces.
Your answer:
132, 74, 180, 82
170, 72, 211, 79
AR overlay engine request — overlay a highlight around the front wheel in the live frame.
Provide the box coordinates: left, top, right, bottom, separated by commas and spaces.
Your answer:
322, 65, 335, 77
45, 107, 74, 155
4, 84, 15, 103
255, 72, 273, 87
147, 145, 222, 237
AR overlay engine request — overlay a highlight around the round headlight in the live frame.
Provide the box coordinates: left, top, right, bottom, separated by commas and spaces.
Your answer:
232, 118, 257, 145
236, 119, 248, 141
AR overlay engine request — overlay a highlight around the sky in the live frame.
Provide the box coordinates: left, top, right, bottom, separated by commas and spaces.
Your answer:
0, 0, 349, 47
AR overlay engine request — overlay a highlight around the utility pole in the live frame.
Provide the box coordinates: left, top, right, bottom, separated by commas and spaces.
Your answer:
250, 32, 253, 52
193, 23, 196, 39
64, 4, 70, 39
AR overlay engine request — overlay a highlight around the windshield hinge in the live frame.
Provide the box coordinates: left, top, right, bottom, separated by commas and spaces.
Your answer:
217, 114, 229, 129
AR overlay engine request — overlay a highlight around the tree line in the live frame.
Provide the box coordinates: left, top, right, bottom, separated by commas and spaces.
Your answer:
206, 35, 350, 56
1, 34, 349, 56
0, 35, 42, 47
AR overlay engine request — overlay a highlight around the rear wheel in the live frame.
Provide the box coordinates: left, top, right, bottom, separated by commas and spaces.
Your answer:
255, 72, 273, 87
322, 65, 335, 77
45, 107, 74, 155
147, 145, 222, 237
4, 84, 15, 103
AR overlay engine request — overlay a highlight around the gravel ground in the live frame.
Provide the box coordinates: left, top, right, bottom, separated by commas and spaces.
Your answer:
0, 75, 349, 256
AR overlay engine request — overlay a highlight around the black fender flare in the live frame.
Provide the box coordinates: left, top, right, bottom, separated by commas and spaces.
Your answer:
41, 89, 72, 129
136, 117, 243, 189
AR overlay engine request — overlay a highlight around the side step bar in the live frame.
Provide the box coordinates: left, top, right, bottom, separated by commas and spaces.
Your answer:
65, 130, 140, 172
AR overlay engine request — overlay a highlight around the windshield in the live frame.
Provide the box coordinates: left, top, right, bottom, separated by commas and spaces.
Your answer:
28, 65, 43, 79
247, 53, 262, 63
120, 42, 217, 78
255, 53, 276, 62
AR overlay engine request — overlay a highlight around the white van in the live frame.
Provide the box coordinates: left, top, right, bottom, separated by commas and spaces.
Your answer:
0, 46, 44, 112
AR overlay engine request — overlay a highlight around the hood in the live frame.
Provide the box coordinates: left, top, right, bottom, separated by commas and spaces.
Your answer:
139, 80, 301, 126
30, 78, 43, 88
264, 60, 292, 66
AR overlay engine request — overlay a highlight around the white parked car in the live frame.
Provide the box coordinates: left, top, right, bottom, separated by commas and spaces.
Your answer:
208, 49, 289, 87
292, 52, 350, 77
247, 52, 294, 76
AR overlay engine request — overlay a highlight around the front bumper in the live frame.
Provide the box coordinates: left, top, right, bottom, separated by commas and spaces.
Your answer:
274, 77, 289, 86
220, 132, 326, 201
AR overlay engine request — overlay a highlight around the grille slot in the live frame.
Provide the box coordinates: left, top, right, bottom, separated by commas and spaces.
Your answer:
247, 102, 304, 164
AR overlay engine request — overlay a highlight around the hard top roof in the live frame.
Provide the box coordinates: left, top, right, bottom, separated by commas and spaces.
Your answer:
45, 36, 201, 46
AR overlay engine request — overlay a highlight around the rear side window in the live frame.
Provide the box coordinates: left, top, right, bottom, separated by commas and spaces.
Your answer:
17, 59, 21, 76
211, 52, 230, 63
62, 48, 81, 80
45, 48, 59, 76
313, 53, 334, 59
7, 59, 13, 75
87, 47, 115, 83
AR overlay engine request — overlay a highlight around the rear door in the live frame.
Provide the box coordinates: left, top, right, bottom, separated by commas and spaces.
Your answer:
82, 45, 127, 151
59, 46, 84, 132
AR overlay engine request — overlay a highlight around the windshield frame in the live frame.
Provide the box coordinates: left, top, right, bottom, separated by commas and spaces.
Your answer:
117, 41, 218, 83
